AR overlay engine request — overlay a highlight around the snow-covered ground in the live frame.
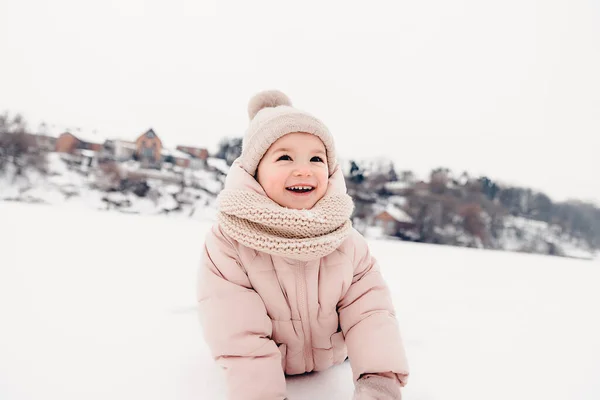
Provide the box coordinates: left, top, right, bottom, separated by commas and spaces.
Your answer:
1, 203, 599, 400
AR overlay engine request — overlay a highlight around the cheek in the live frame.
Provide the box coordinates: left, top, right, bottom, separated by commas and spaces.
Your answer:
317, 169, 329, 193
261, 169, 288, 192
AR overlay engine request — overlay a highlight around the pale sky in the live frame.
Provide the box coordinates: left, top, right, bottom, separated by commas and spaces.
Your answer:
1, 0, 599, 203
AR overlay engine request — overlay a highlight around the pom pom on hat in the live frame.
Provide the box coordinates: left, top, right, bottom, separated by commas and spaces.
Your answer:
247, 90, 292, 120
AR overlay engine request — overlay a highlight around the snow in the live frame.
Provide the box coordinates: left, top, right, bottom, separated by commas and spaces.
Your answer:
385, 181, 411, 191
104, 191, 128, 203
79, 149, 97, 157
364, 225, 386, 239
191, 169, 222, 194
506, 215, 550, 231
207, 157, 230, 175
0, 154, 221, 219
0, 155, 88, 204
388, 195, 408, 207
500, 216, 595, 259
1, 203, 599, 400
122, 166, 180, 182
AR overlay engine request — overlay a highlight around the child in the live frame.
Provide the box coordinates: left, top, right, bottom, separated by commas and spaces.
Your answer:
197, 90, 409, 400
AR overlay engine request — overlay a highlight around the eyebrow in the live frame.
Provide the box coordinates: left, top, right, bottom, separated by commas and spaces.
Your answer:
272, 147, 326, 155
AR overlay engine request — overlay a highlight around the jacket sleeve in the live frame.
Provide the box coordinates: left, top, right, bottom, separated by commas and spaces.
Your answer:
337, 231, 409, 388
197, 225, 286, 400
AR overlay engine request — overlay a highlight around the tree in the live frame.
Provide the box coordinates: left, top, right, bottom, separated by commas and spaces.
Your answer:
460, 203, 486, 241
94, 161, 123, 191
554, 200, 600, 248
480, 176, 499, 200
387, 162, 398, 182
348, 160, 364, 184
531, 192, 553, 222
215, 137, 243, 166
397, 170, 415, 184
430, 167, 450, 194
0, 112, 47, 179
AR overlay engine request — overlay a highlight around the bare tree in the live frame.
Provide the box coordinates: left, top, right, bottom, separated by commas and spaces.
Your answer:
0, 112, 47, 179
460, 203, 486, 241
215, 137, 243, 165
94, 161, 123, 191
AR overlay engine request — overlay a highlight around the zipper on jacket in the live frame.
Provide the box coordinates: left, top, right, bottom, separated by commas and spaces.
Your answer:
296, 262, 314, 372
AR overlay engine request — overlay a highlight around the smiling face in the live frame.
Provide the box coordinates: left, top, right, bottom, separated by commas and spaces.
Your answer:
256, 132, 329, 210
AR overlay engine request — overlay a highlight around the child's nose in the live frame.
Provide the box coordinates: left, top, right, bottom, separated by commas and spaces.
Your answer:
293, 164, 313, 176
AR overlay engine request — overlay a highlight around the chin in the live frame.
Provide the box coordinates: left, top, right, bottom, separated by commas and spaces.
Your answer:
278, 199, 312, 210
273, 191, 324, 210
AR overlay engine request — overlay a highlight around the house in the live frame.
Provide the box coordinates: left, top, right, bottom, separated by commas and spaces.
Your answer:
55, 129, 105, 154
373, 204, 416, 236
413, 181, 430, 196
135, 129, 163, 168
176, 145, 209, 160
161, 148, 191, 169
54, 129, 108, 170
384, 180, 411, 195
103, 139, 137, 162
176, 145, 209, 170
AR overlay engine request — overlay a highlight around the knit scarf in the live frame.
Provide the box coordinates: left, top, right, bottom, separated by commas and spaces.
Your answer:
217, 189, 354, 261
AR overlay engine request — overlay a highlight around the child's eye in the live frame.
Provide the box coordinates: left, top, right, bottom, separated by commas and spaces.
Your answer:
311, 156, 324, 163
277, 155, 291, 161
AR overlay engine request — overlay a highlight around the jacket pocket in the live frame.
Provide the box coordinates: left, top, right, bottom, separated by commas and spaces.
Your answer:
278, 343, 287, 373
330, 331, 347, 364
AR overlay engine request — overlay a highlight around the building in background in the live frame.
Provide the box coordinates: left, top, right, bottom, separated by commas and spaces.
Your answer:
103, 139, 137, 162
161, 148, 191, 169
373, 204, 416, 236
134, 129, 162, 168
176, 145, 209, 170
55, 129, 105, 154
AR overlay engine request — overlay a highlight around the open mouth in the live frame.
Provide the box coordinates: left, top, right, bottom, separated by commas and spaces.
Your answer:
286, 185, 315, 194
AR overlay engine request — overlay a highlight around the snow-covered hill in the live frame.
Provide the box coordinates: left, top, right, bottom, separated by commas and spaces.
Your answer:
1, 153, 596, 259
0, 153, 222, 220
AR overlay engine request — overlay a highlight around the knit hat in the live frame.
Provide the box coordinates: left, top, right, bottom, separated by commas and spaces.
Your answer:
239, 90, 336, 176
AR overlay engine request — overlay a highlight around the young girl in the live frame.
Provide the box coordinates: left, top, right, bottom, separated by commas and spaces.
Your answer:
197, 90, 409, 400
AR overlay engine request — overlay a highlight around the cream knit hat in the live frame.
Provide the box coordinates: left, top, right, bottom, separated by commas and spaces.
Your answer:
239, 90, 336, 176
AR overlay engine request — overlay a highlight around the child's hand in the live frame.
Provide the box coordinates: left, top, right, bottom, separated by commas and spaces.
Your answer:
352, 373, 402, 400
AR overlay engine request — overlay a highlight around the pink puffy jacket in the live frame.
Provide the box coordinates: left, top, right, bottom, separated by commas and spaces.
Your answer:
197, 166, 409, 400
